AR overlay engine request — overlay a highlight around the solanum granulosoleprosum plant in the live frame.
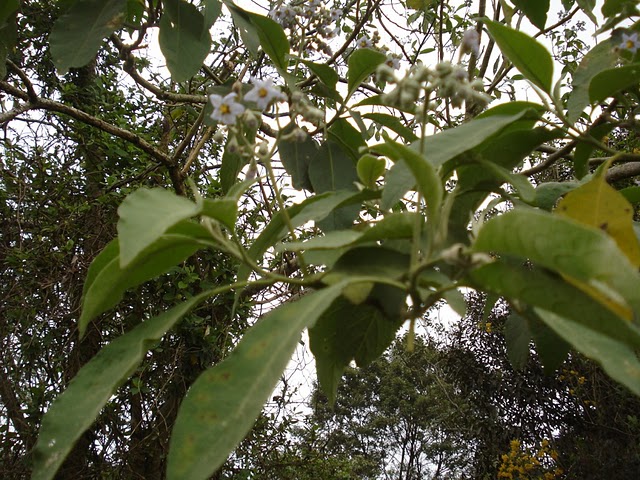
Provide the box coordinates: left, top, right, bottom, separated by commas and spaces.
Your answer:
4, 0, 637, 479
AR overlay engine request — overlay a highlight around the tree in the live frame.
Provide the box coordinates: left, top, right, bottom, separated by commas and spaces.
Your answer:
1, 0, 640, 479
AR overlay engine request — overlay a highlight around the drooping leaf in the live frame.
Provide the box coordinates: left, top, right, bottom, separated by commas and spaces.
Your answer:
512, 0, 549, 29
117, 188, 201, 267
475, 159, 536, 203
80, 222, 214, 334
32, 294, 210, 480
485, 19, 553, 93
473, 209, 640, 316
566, 39, 616, 123
328, 117, 367, 160
536, 308, 640, 396
278, 126, 317, 191
310, 295, 404, 403
309, 141, 360, 231
158, 0, 211, 82
504, 313, 531, 370
224, 0, 260, 57
347, 48, 387, 98
50, 0, 127, 74
527, 312, 571, 372
202, 0, 222, 27
219, 145, 245, 194
589, 63, 640, 104
167, 283, 346, 480
572, 123, 613, 178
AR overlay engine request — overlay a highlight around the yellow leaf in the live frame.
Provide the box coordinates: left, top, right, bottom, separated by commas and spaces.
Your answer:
555, 175, 640, 267
554, 172, 640, 320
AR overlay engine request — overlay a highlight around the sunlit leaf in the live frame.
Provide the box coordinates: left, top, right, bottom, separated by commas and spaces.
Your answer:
357, 154, 386, 188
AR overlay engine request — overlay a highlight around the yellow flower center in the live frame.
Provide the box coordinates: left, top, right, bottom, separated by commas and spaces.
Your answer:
627, 40, 635, 49
259, 87, 269, 98
220, 104, 231, 114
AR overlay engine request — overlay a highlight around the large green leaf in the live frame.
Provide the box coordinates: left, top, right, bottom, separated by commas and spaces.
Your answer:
80, 222, 214, 335
536, 309, 640, 396
159, 0, 211, 82
309, 141, 360, 231
32, 294, 209, 480
504, 313, 531, 370
381, 159, 415, 210
117, 188, 201, 267
301, 59, 339, 89
467, 261, 640, 348
485, 19, 553, 93
566, 39, 616, 123
0, 0, 19, 22
246, 11, 289, 73
224, 0, 259, 57
347, 48, 387, 98
0, 8, 17, 80
310, 294, 404, 403
278, 126, 317, 191
50, 0, 126, 74
473, 209, 640, 315
167, 283, 346, 480
201, 178, 256, 230
589, 63, 640, 103
512, 0, 549, 29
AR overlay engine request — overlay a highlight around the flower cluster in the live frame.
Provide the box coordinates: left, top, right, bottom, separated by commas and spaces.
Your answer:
269, 1, 343, 55
381, 61, 490, 111
208, 78, 286, 125
497, 439, 563, 480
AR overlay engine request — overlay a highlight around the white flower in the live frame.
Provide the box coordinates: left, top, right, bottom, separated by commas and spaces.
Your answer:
209, 93, 245, 125
385, 55, 401, 70
329, 8, 342, 22
269, 5, 297, 27
620, 32, 640, 54
244, 78, 286, 110
357, 36, 373, 49
459, 28, 480, 57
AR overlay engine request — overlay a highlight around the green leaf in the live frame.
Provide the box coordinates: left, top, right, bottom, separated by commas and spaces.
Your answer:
536, 308, 640, 396
357, 154, 386, 188
80, 222, 213, 335
246, 11, 289, 73
473, 209, 640, 316
363, 113, 418, 143
159, 0, 211, 82
374, 139, 443, 233
167, 283, 346, 480
621, 186, 640, 204
512, 0, 549, 29
219, 145, 245, 194
328, 118, 367, 160
200, 177, 255, 230
347, 48, 387, 98
202, 0, 222, 27
381, 160, 415, 210
310, 295, 403, 403
50, 0, 126, 74
566, 40, 616, 123
0, 0, 19, 22
528, 313, 570, 372
602, 0, 636, 17
117, 188, 201, 267
0, 10, 17, 80
533, 181, 579, 211
475, 159, 536, 203
224, 0, 259, 57
422, 110, 533, 168
504, 313, 531, 370
309, 142, 360, 231
484, 19, 553, 93
573, 123, 613, 178
278, 126, 317, 191
301, 59, 339, 89
589, 63, 640, 103
32, 294, 209, 480
467, 261, 640, 348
